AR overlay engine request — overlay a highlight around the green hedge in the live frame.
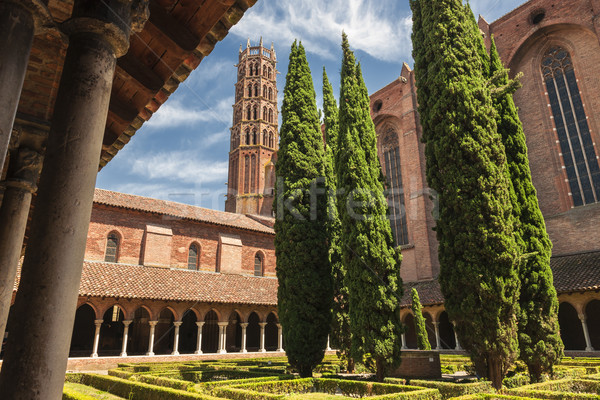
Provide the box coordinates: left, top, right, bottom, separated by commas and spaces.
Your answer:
107, 369, 134, 379
62, 386, 100, 400
66, 373, 222, 400
198, 376, 296, 394
507, 378, 600, 399
502, 374, 530, 389
447, 395, 540, 399
406, 379, 493, 399
135, 374, 195, 391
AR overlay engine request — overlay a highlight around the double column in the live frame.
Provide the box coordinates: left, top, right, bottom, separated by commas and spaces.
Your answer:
0, 1, 148, 398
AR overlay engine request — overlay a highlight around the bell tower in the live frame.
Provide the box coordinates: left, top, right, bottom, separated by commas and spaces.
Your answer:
225, 38, 278, 217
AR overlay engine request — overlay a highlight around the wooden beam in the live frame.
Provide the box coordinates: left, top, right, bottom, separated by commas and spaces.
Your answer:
108, 94, 139, 126
116, 52, 164, 95
148, 0, 200, 52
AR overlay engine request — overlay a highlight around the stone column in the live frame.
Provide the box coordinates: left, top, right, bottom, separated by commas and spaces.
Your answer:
0, 0, 51, 171
579, 313, 594, 352
147, 321, 158, 356
120, 320, 132, 357
240, 322, 248, 353
259, 322, 267, 353
0, 146, 42, 354
172, 321, 182, 355
401, 333, 407, 350
277, 323, 283, 352
218, 322, 228, 354
91, 319, 103, 358
326, 335, 331, 351
195, 322, 204, 355
0, 2, 148, 399
433, 322, 441, 350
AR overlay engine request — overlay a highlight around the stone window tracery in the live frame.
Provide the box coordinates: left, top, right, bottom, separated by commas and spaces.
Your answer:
542, 46, 600, 206
104, 232, 119, 263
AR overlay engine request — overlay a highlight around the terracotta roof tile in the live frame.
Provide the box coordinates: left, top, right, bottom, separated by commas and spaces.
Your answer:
551, 250, 600, 293
94, 189, 275, 235
400, 280, 444, 308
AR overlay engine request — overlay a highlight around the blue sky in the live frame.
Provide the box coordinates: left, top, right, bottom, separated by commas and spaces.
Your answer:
96, 0, 526, 210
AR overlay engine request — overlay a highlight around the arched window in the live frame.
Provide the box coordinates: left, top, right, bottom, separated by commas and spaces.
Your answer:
268, 87, 273, 100
263, 85, 267, 97
268, 109, 273, 123
263, 129, 268, 145
252, 129, 257, 145
254, 64, 259, 76
543, 46, 600, 206
254, 85, 258, 97
253, 105, 258, 120
247, 85, 252, 97
254, 253, 263, 276
263, 65, 267, 77
188, 243, 199, 270
246, 106, 251, 120
105, 232, 119, 263
263, 106, 268, 120
245, 128, 250, 145
244, 155, 250, 194
249, 63, 253, 76
268, 67, 272, 79
251, 154, 257, 193
269, 132, 274, 148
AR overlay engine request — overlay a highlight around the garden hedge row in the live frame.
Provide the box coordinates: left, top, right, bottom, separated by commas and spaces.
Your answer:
406, 379, 493, 399
447, 395, 539, 399
65, 373, 221, 400
62, 385, 101, 400
507, 378, 600, 399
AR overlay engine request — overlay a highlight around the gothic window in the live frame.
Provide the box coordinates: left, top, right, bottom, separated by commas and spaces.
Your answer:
263, 106, 267, 120
254, 253, 263, 276
104, 232, 119, 263
268, 67, 272, 79
253, 85, 258, 97
249, 63, 254, 76
268, 87, 273, 100
381, 128, 409, 246
246, 106, 251, 120
188, 243, 199, 270
245, 128, 250, 145
263, 65, 267, 77
244, 155, 250, 193
247, 85, 252, 97
268, 109, 273, 123
253, 129, 257, 145
542, 46, 600, 206
253, 105, 258, 120
251, 154, 257, 193
263, 85, 267, 97
263, 129, 268, 145
269, 132, 274, 148
254, 64, 259, 76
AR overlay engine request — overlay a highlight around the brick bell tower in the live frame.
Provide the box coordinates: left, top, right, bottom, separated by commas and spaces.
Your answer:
225, 38, 278, 216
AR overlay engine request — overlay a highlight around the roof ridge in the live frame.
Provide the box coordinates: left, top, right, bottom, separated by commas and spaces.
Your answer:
551, 249, 600, 258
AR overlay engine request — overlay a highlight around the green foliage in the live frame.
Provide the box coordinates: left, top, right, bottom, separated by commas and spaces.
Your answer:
323, 66, 352, 371
335, 32, 403, 382
487, 36, 563, 381
273, 41, 333, 377
405, 379, 493, 400
507, 378, 600, 399
410, 0, 520, 389
411, 289, 432, 350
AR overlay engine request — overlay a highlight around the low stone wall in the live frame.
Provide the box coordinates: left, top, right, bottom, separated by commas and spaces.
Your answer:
389, 350, 441, 379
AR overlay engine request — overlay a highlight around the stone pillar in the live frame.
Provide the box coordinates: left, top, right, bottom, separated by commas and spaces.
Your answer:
579, 313, 594, 352
259, 322, 267, 353
240, 322, 248, 353
433, 322, 441, 350
0, 0, 51, 172
0, 2, 148, 398
218, 322, 228, 354
147, 321, 158, 356
91, 319, 103, 358
120, 320, 132, 357
0, 146, 42, 353
401, 333, 407, 350
277, 323, 283, 352
195, 322, 204, 355
172, 321, 182, 355
326, 335, 332, 351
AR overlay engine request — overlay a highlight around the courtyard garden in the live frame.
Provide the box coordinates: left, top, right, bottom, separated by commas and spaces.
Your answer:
63, 355, 600, 399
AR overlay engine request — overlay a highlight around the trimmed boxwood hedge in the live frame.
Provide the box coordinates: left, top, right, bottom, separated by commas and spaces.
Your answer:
447, 395, 539, 399
66, 373, 222, 400
63, 386, 102, 400
507, 378, 600, 399
405, 379, 493, 399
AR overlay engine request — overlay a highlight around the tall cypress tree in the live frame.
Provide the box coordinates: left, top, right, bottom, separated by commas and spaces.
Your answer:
411, 288, 432, 351
411, 0, 520, 389
274, 41, 333, 378
323, 67, 353, 372
489, 37, 563, 381
336, 33, 403, 382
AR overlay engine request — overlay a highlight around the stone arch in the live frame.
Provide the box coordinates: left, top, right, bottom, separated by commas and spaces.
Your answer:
254, 84, 259, 97
268, 108, 273, 123
263, 129, 268, 145
558, 301, 586, 350
69, 303, 96, 357
247, 311, 261, 352
128, 306, 151, 355
263, 106, 267, 121
247, 85, 252, 97
154, 308, 175, 355
226, 311, 242, 352
403, 313, 417, 349
265, 312, 278, 351
202, 310, 219, 353
253, 105, 258, 120
585, 299, 600, 350
246, 106, 251, 120
423, 311, 436, 349
98, 305, 124, 356
263, 64, 267, 77
268, 67, 272, 79
437, 311, 456, 350
179, 309, 198, 354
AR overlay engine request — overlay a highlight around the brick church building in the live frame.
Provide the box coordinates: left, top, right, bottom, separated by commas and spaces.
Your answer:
6, 0, 600, 364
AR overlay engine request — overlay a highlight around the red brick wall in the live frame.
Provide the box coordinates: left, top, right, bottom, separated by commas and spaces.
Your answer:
85, 204, 276, 276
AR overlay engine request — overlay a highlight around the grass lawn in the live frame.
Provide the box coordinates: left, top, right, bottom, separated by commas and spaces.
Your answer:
64, 382, 126, 399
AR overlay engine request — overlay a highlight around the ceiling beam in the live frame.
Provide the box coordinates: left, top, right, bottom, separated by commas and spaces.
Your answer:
148, 0, 200, 53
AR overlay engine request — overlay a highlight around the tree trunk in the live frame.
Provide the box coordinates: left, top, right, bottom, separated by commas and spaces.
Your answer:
375, 357, 385, 382
528, 363, 542, 383
347, 358, 355, 373
488, 358, 503, 390
299, 365, 313, 378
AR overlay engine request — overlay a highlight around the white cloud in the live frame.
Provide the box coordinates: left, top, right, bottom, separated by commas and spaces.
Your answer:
145, 97, 233, 129
468, 0, 526, 22
129, 150, 229, 185
230, 0, 412, 62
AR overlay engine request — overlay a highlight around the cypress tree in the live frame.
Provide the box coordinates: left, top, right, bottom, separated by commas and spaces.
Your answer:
336, 33, 403, 382
411, 289, 432, 351
274, 41, 333, 378
489, 37, 563, 381
410, 0, 520, 389
323, 67, 353, 372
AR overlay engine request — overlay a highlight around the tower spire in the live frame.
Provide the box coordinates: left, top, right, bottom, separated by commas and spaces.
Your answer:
247, 37, 250, 48
260, 36, 263, 47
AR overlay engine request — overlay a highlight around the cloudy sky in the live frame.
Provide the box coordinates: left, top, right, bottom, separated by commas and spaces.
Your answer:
96, 0, 526, 210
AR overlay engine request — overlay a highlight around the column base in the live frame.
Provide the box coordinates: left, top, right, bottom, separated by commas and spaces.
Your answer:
401, 346, 407, 350
455, 347, 462, 351
91, 353, 98, 358
146, 352, 155, 356
194, 350, 203, 355
241, 349, 248, 353
218, 349, 227, 354
277, 348, 283, 352
172, 351, 180, 356
586, 347, 595, 352
260, 349, 266, 353
120, 352, 127, 357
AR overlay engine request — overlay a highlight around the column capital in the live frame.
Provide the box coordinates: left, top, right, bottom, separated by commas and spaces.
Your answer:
240, 322, 249, 328
122, 320, 132, 327
218, 321, 229, 327
259, 322, 268, 328
173, 321, 183, 327
94, 319, 103, 326
196, 321, 205, 328
578, 313, 587, 321
148, 320, 158, 327
5, 147, 43, 193
276, 323, 282, 329
3, 0, 55, 35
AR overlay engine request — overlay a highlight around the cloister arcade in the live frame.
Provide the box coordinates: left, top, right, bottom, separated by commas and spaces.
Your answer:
66, 300, 282, 358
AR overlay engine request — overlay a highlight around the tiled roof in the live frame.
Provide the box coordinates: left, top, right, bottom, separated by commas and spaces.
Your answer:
400, 280, 444, 308
15, 261, 278, 306
94, 189, 275, 235
551, 250, 600, 293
